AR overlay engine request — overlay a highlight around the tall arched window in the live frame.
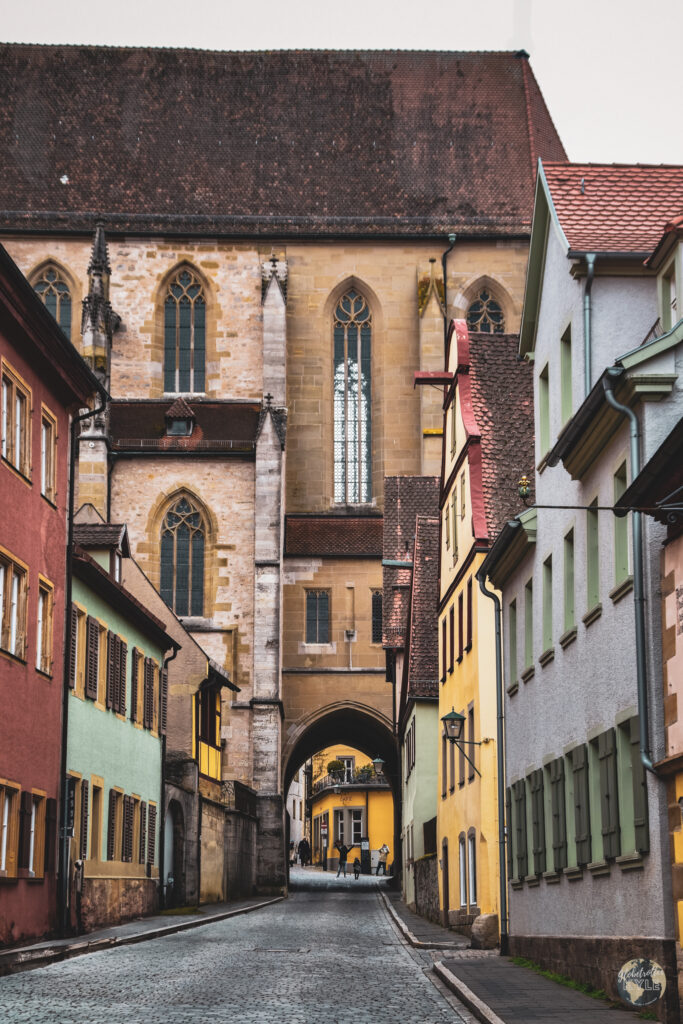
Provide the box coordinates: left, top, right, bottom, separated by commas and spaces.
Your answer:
333, 289, 372, 504
466, 289, 505, 334
34, 266, 72, 338
160, 496, 205, 616
163, 269, 206, 393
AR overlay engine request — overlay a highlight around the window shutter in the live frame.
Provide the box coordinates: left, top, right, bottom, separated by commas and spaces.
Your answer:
598, 729, 620, 860
466, 578, 472, 649
107, 789, 116, 861
85, 617, 100, 700
572, 744, 591, 866
318, 592, 329, 644
44, 797, 57, 873
105, 631, 115, 709
160, 668, 168, 737
505, 787, 513, 881
513, 780, 527, 879
130, 648, 139, 722
550, 759, 567, 871
449, 606, 454, 671
68, 607, 78, 689
530, 769, 546, 875
79, 781, 89, 860
144, 659, 155, 729
142, 658, 150, 728
18, 790, 33, 869
139, 801, 147, 864
629, 717, 649, 853
117, 639, 127, 716
122, 796, 133, 863
147, 805, 157, 865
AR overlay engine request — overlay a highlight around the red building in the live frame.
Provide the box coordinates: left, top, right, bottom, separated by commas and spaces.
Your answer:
0, 245, 100, 945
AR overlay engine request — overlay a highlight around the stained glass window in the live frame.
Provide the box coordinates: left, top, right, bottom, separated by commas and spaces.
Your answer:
466, 290, 505, 334
160, 497, 205, 616
34, 266, 72, 338
333, 290, 372, 504
164, 269, 206, 393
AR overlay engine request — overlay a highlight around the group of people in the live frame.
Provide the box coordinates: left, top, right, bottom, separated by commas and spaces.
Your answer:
335, 842, 390, 879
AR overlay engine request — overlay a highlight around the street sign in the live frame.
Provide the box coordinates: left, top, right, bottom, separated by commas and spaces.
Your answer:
65, 776, 76, 837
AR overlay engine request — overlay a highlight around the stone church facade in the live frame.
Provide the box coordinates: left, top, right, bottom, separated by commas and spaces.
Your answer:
0, 46, 565, 890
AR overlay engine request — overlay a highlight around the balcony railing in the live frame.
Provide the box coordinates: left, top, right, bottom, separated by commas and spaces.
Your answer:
312, 770, 389, 795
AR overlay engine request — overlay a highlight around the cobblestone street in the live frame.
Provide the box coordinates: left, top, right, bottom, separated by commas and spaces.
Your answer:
0, 878, 471, 1024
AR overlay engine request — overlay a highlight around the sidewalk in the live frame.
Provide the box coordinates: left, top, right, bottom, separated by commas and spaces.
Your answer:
381, 890, 469, 951
0, 895, 283, 977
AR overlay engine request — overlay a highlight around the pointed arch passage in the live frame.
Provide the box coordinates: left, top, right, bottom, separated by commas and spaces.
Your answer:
33, 265, 72, 338
160, 496, 205, 616
333, 289, 372, 504
163, 268, 206, 393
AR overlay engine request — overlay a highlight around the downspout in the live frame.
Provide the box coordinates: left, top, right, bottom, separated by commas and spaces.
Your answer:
159, 644, 179, 909
476, 572, 508, 953
441, 233, 457, 351
583, 254, 596, 398
603, 369, 654, 774
59, 393, 108, 937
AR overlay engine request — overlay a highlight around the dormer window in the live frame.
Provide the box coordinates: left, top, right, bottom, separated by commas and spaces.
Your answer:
111, 550, 122, 583
664, 262, 678, 331
164, 397, 195, 438
167, 418, 193, 437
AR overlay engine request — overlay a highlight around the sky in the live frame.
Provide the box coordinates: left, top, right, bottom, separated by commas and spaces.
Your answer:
2, 0, 681, 166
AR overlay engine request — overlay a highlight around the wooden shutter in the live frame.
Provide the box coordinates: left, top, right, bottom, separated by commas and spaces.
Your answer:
160, 667, 168, 737
572, 744, 591, 865
449, 606, 454, 671
130, 648, 139, 722
117, 639, 127, 716
44, 797, 57, 873
139, 800, 147, 863
530, 769, 546, 875
466, 578, 472, 649
18, 790, 33, 869
513, 780, 527, 879
505, 787, 513, 881
147, 805, 157, 866
107, 789, 117, 860
105, 631, 115, 709
80, 781, 89, 860
458, 593, 464, 659
85, 617, 100, 700
441, 618, 447, 680
68, 607, 78, 689
598, 729, 620, 860
630, 717, 649, 853
122, 796, 133, 863
143, 659, 154, 729
550, 758, 567, 871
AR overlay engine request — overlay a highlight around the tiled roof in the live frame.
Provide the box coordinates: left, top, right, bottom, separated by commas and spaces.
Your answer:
405, 515, 440, 699
74, 523, 129, 554
109, 400, 260, 452
383, 476, 440, 647
0, 46, 564, 237
165, 397, 195, 419
284, 516, 382, 557
467, 332, 535, 539
542, 162, 683, 254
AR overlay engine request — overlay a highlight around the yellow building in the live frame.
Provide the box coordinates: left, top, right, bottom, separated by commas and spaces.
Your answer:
436, 320, 533, 936
310, 746, 394, 872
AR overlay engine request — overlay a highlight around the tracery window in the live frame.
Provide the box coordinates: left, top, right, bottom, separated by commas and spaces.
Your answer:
33, 266, 72, 339
163, 269, 206, 393
466, 290, 504, 334
160, 497, 205, 616
333, 289, 371, 504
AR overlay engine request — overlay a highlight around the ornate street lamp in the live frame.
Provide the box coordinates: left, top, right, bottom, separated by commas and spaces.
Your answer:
441, 707, 466, 742
372, 756, 385, 778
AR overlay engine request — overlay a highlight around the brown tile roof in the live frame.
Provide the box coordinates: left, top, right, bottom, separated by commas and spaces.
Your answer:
0, 47, 564, 237
542, 162, 683, 254
109, 400, 260, 453
165, 397, 195, 419
383, 476, 440, 647
284, 515, 382, 557
74, 523, 130, 554
404, 515, 440, 699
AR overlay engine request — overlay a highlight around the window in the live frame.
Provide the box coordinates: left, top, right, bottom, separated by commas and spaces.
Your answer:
441, 734, 448, 798
0, 551, 28, 660
508, 600, 517, 686
444, 510, 449, 551
334, 809, 344, 844
451, 493, 458, 562
663, 262, 678, 331
524, 579, 533, 669
538, 364, 550, 457
449, 731, 455, 792
19, 792, 45, 878
33, 265, 72, 338
449, 403, 456, 456
40, 407, 57, 502
90, 782, 103, 861
305, 590, 329, 644
448, 605, 454, 672
468, 832, 477, 907
371, 590, 382, 643
529, 769, 546, 875
459, 835, 467, 906
351, 809, 363, 845
0, 782, 19, 877
549, 758, 568, 872
84, 616, 102, 701
160, 496, 205, 617
563, 530, 575, 633
542, 556, 553, 652
460, 472, 466, 519
69, 605, 86, 692
78, 780, 89, 860
107, 789, 122, 860
1, 363, 31, 478
163, 268, 206, 393
560, 327, 572, 424
467, 705, 475, 782
105, 632, 127, 715
458, 592, 464, 661
586, 499, 600, 610
197, 685, 220, 748
36, 578, 54, 675
614, 463, 629, 585
130, 647, 143, 723
466, 290, 504, 334
333, 289, 372, 504
466, 577, 473, 651
143, 657, 159, 732
441, 617, 447, 682
146, 803, 157, 866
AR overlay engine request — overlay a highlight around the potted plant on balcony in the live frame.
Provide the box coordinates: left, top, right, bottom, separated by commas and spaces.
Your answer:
327, 759, 345, 781
356, 763, 373, 782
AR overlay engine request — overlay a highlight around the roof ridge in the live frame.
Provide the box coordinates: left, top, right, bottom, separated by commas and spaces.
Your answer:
0, 42, 533, 56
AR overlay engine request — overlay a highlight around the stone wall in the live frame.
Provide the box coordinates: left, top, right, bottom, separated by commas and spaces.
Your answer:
79, 877, 158, 933
225, 810, 258, 899
199, 798, 227, 904
413, 854, 440, 925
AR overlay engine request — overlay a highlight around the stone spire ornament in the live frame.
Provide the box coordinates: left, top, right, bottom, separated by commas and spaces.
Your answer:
81, 221, 121, 385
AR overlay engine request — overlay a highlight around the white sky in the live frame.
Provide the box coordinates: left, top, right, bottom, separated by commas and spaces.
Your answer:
2, 0, 680, 165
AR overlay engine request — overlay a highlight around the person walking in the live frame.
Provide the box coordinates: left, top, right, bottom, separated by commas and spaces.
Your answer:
376, 843, 390, 875
336, 841, 349, 877
298, 837, 310, 867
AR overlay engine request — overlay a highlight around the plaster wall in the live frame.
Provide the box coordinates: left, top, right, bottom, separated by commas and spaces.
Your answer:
402, 702, 438, 906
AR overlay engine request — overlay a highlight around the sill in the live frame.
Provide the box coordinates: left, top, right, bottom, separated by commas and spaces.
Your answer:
510, 878, 524, 890
0, 873, 18, 884
0, 646, 27, 666
448, 666, 454, 675
559, 626, 577, 650
524, 873, 541, 887
40, 492, 58, 510
521, 665, 535, 684
507, 680, 519, 697
440, 676, 446, 684
464, 643, 472, 654
539, 647, 555, 668
582, 604, 602, 628
563, 865, 583, 881
616, 851, 644, 872
456, 654, 463, 664
35, 668, 53, 680
1, 456, 32, 486
542, 869, 561, 885
587, 859, 611, 877
610, 576, 634, 605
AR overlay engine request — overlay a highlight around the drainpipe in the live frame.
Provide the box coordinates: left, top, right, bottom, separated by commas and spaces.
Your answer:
603, 369, 654, 774
59, 394, 108, 937
159, 645, 179, 909
441, 233, 457, 351
476, 572, 509, 954
583, 254, 596, 398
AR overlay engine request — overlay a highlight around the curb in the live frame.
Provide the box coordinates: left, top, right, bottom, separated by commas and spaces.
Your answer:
378, 890, 463, 951
433, 961, 507, 1024
0, 896, 284, 977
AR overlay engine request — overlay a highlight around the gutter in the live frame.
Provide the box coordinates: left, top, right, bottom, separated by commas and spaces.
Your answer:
602, 368, 655, 774
583, 254, 596, 398
441, 233, 457, 351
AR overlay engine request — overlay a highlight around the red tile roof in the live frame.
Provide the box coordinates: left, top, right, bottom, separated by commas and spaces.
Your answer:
0, 47, 564, 237
284, 516, 382, 557
404, 515, 440, 699
542, 162, 683, 254
109, 400, 260, 452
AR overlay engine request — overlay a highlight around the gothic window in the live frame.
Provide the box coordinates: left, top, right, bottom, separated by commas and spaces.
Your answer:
33, 266, 72, 338
466, 290, 505, 334
334, 289, 372, 504
163, 269, 206, 394
160, 497, 205, 616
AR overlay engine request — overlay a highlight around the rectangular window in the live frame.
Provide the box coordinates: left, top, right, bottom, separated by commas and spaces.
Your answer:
441, 617, 447, 683
459, 835, 467, 907
614, 463, 629, 585
334, 808, 344, 844
449, 731, 455, 792
40, 407, 57, 502
506, 787, 514, 881
563, 530, 575, 633
549, 758, 568, 872
529, 769, 546, 875
0, 551, 28, 660
351, 809, 363, 845
451, 492, 458, 563
19, 791, 45, 878
586, 499, 600, 610
460, 472, 466, 519
466, 577, 473, 650
467, 705, 475, 782
90, 783, 103, 862
107, 789, 122, 861
508, 600, 517, 686
468, 833, 477, 907
539, 364, 550, 457
542, 556, 553, 652
444, 510, 449, 551
147, 803, 157, 866
1, 362, 31, 478
0, 782, 19, 877
458, 592, 464, 661
305, 590, 329, 644
560, 327, 572, 425
36, 578, 54, 675
441, 734, 447, 798
458, 714, 465, 787
78, 780, 89, 861
371, 590, 382, 644
524, 579, 533, 669
448, 606, 454, 672
450, 403, 456, 456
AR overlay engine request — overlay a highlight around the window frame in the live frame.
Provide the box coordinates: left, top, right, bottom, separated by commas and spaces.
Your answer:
163, 267, 207, 395
333, 288, 372, 505
40, 404, 58, 504
36, 575, 54, 676
305, 589, 330, 645
0, 780, 20, 877
0, 546, 29, 662
1, 360, 32, 481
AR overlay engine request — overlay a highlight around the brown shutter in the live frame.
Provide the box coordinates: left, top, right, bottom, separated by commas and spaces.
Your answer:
107, 789, 116, 860
122, 795, 133, 862
117, 640, 127, 716
449, 606, 454, 671
160, 667, 168, 737
85, 617, 100, 700
130, 649, 139, 722
68, 607, 78, 689
466, 578, 473, 649
139, 800, 147, 863
105, 631, 115, 709
44, 797, 57, 873
142, 659, 151, 728
80, 781, 89, 860
147, 804, 157, 866
18, 790, 33, 869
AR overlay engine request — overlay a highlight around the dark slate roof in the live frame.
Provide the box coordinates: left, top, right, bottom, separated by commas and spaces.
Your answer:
404, 515, 440, 699
284, 515, 382, 557
0, 46, 565, 237
468, 332, 534, 539
109, 399, 260, 453
383, 476, 440, 648
73, 522, 130, 555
